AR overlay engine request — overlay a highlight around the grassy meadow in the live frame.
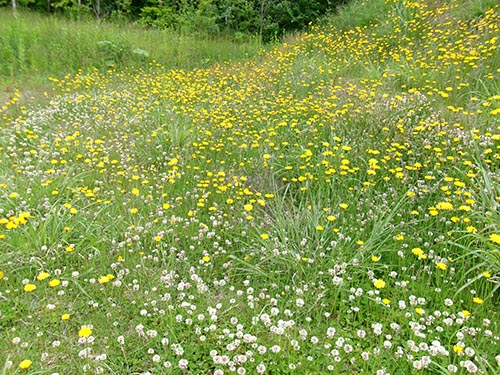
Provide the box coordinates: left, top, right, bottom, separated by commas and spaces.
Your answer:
1, 0, 500, 374
0, 9, 262, 96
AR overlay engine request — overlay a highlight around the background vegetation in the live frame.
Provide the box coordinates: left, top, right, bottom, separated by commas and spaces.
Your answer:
0, 8, 264, 93
0, 0, 345, 41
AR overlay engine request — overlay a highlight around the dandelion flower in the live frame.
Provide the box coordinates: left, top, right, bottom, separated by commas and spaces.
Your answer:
260, 233, 269, 239
436, 202, 454, 210
412, 247, 427, 259
473, 297, 484, 304
415, 308, 425, 315
373, 279, 386, 289
490, 234, 500, 244
78, 326, 92, 338
24, 283, 36, 292
37, 271, 50, 281
436, 262, 447, 270
98, 275, 111, 284
48, 279, 61, 287
0, 270, 3, 279
202, 256, 211, 263
18, 359, 32, 369
61, 314, 70, 320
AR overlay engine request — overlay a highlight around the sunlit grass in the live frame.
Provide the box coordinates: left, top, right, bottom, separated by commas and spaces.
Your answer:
1, 0, 500, 374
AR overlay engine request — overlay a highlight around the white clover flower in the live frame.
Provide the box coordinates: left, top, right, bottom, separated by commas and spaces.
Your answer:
327, 327, 336, 338
178, 359, 188, 369
256, 363, 266, 374
270, 345, 281, 353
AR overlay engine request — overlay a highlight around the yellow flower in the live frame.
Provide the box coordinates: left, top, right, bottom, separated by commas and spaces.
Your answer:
436, 262, 447, 270
316, 225, 324, 231
436, 201, 454, 210
61, 313, 70, 320
327, 215, 336, 221
66, 245, 75, 252
371, 255, 380, 262
37, 271, 50, 281
0, 270, 3, 279
473, 297, 484, 304
162, 203, 171, 209
18, 212, 33, 222
202, 255, 211, 263
482, 272, 491, 278
415, 308, 425, 315
129, 208, 138, 214
411, 247, 427, 259
373, 279, 386, 289
132, 188, 140, 196
260, 233, 269, 240
340, 203, 348, 209
429, 209, 438, 216
48, 279, 61, 287
24, 283, 36, 292
69, 207, 78, 215
382, 298, 391, 305
78, 326, 92, 338
453, 345, 464, 354
98, 275, 110, 284
244, 204, 253, 212
18, 359, 32, 369
461, 310, 471, 317
490, 233, 500, 244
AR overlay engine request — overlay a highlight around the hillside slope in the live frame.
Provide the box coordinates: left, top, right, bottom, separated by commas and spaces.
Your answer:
1, 0, 499, 374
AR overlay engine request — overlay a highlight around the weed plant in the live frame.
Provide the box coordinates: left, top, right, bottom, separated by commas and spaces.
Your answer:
1, 0, 500, 374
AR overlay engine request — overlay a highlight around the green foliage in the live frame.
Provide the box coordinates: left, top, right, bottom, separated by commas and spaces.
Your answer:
0, 0, 347, 41
138, 5, 176, 28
